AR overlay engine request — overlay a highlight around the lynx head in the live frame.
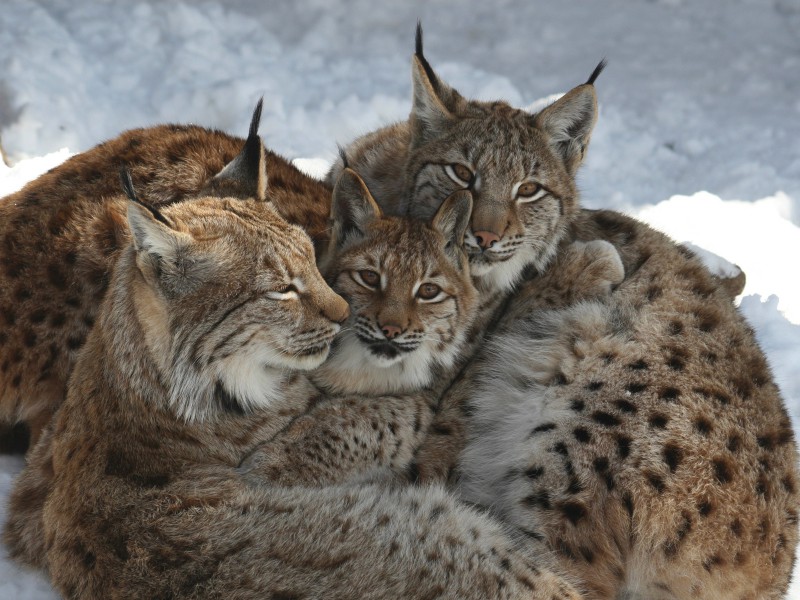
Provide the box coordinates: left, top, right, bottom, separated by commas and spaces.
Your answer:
314, 168, 477, 395
120, 103, 349, 421
404, 25, 603, 292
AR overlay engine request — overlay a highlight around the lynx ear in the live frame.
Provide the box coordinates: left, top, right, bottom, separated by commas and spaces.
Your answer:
410, 23, 460, 146
533, 61, 605, 175
204, 99, 268, 200
127, 200, 182, 263
432, 189, 473, 262
330, 168, 382, 247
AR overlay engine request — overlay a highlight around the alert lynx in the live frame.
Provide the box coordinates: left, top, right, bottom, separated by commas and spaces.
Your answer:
335, 26, 797, 599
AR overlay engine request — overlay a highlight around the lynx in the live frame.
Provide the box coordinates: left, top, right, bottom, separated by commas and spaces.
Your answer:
5, 148, 583, 598
0, 101, 331, 448
333, 27, 797, 599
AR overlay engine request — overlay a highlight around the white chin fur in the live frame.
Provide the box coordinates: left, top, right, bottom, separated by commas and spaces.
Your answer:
313, 331, 437, 395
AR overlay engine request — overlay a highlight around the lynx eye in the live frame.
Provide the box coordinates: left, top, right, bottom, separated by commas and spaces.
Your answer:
516, 181, 546, 203
267, 283, 300, 300
354, 269, 381, 289
445, 164, 474, 187
416, 283, 443, 301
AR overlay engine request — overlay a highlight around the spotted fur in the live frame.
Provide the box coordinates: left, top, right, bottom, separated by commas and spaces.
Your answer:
0, 101, 332, 446
5, 161, 581, 600
334, 27, 795, 599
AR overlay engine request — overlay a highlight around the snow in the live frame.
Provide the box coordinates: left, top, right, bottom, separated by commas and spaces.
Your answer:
1, 0, 799, 597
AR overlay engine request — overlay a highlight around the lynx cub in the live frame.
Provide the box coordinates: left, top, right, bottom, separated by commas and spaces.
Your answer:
334, 27, 797, 599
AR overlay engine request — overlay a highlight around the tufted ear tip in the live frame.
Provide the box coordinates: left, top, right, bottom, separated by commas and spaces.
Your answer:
586, 59, 607, 86
203, 98, 268, 201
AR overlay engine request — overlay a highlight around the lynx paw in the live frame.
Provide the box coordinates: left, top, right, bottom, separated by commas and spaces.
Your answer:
563, 240, 625, 299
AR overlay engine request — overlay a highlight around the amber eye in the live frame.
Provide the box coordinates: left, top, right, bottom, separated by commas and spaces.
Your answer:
417, 283, 442, 300
357, 269, 380, 288
517, 182, 541, 198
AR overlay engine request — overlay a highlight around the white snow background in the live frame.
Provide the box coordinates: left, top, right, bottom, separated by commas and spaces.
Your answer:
1, 0, 799, 596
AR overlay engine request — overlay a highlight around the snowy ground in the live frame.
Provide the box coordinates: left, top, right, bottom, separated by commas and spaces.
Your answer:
1, 0, 799, 597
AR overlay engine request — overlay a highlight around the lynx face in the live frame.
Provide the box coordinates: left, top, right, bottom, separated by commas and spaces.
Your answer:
314, 170, 477, 395
403, 31, 602, 292
127, 197, 349, 421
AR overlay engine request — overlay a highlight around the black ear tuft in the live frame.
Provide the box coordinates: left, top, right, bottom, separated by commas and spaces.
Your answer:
238, 96, 265, 187
414, 21, 439, 93
586, 59, 607, 86
201, 98, 268, 201
337, 144, 349, 170
249, 97, 263, 139
119, 167, 171, 226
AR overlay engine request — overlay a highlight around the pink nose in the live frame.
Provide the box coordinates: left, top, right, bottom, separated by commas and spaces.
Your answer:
381, 324, 403, 339
473, 230, 501, 249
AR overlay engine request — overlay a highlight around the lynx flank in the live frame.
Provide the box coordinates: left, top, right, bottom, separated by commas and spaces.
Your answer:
334, 27, 796, 599
6, 165, 581, 599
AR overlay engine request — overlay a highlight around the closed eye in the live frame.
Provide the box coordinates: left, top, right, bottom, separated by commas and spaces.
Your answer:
267, 283, 300, 300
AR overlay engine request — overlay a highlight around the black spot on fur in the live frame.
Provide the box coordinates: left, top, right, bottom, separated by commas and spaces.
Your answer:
647, 286, 663, 301
614, 399, 637, 413
622, 493, 634, 517
616, 434, 631, 459
523, 490, 551, 510
573, 427, 591, 443
663, 443, 682, 473
525, 466, 544, 480
649, 413, 669, 429
531, 423, 557, 435
694, 417, 713, 436
628, 359, 648, 371
667, 320, 684, 335
570, 399, 585, 412
586, 381, 604, 391
660, 387, 680, 401
698, 500, 714, 517
560, 501, 587, 525
647, 473, 666, 492
591, 411, 621, 427
712, 457, 734, 484
727, 433, 742, 453
666, 354, 685, 371
731, 519, 743, 537
626, 382, 647, 394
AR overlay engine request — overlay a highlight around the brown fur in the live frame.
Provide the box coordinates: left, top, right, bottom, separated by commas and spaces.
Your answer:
6, 186, 582, 599
0, 121, 330, 447
334, 30, 797, 599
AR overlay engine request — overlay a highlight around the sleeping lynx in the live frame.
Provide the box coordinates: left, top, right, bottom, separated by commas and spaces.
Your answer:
5, 133, 584, 598
335, 26, 798, 599
0, 101, 332, 447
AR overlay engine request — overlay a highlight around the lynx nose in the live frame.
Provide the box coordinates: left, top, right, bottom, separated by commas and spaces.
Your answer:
473, 230, 501, 249
323, 296, 350, 325
380, 323, 403, 340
